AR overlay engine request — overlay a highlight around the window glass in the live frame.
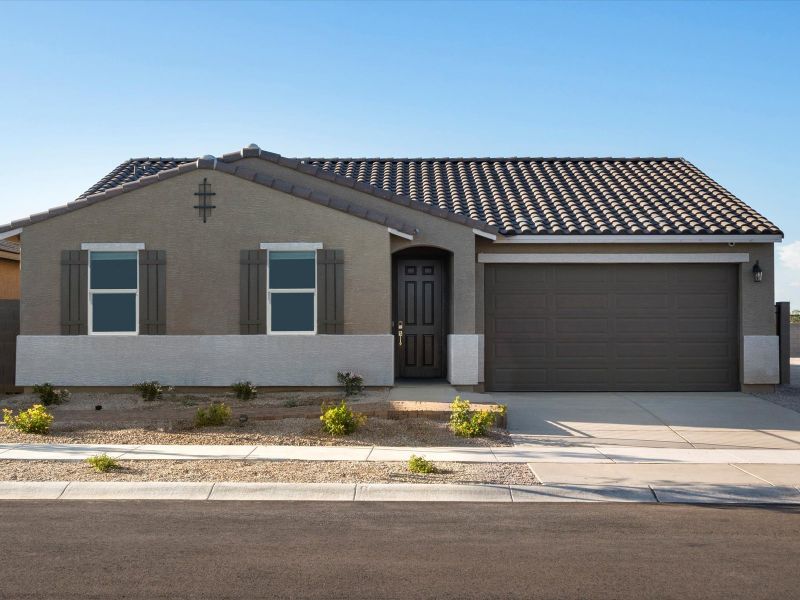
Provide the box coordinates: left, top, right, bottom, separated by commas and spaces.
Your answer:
92, 293, 137, 332
270, 292, 314, 332
269, 251, 315, 289
90, 251, 138, 289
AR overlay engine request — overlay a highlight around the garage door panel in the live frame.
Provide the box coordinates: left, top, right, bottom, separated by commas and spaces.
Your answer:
555, 318, 608, 335
675, 318, 729, 335
485, 263, 739, 392
554, 266, 610, 286
616, 318, 672, 335
493, 318, 547, 335
554, 368, 610, 385
494, 292, 548, 313
613, 266, 672, 287
555, 342, 609, 358
615, 342, 671, 359
554, 294, 609, 310
492, 342, 547, 360
674, 342, 731, 359
616, 294, 671, 310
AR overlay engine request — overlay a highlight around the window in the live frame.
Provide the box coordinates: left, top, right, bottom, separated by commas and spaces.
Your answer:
88, 251, 138, 334
267, 250, 316, 334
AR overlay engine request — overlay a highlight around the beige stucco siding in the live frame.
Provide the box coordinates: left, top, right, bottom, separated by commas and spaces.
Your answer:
238, 158, 479, 334
20, 171, 392, 335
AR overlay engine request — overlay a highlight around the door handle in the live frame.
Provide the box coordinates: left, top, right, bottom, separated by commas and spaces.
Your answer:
397, 321, 404, 347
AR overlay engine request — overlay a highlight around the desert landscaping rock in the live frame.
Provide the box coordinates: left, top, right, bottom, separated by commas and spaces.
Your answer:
0, 459, 538, 485
0, 417, 511, 447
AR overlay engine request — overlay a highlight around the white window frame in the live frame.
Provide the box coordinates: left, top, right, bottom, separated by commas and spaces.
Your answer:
87, 248, 141, 336
261, 242, 321, 335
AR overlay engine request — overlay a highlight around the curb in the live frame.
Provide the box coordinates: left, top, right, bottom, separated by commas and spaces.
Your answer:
1, 481, 799, 504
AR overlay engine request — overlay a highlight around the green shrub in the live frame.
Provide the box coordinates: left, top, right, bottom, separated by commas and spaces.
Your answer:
2, 404, 54, 435
85, 454, 121, 473
32, 383, 70, 406
132, 381, 172, 401
320, 401, 366, 435
231, 381, 257, 400
408, 455, 437, 474
195, 402, 232, 427
449, 396, 506, 438
336, 371, 364, 397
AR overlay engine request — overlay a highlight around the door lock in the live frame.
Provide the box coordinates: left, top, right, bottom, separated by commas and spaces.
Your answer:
397, 321, 404, 347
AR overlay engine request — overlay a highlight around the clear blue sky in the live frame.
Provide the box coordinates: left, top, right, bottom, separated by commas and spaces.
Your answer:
1, 1, 798, 305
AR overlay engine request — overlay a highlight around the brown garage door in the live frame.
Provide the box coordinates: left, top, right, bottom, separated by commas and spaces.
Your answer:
484, 263, 739, 392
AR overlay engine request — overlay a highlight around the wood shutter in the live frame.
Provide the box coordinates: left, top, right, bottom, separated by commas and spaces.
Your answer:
139, 250, 166, 335
317, 249, 344, 334
240, 249, 267, 334
60, 250, 88, 335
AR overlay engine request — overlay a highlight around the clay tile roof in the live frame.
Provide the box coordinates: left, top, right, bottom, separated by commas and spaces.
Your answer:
300, 157, 781, 236
18, 149, 782, 238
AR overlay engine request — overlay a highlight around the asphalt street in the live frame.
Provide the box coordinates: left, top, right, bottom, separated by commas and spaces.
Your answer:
0, 501, 798, 599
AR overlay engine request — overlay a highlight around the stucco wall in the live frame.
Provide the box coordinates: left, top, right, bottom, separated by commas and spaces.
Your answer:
20, 171, 393, 335
239, 158, 479, 334
0, 258, 20, 299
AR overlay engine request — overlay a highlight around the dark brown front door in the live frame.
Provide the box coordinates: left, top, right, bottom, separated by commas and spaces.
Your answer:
396, 259, 445, 378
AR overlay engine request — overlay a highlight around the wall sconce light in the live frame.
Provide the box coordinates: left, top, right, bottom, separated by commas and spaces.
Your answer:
752, 261, 763, 283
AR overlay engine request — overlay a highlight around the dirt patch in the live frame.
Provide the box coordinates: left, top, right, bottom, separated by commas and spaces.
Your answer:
0, 417, 512, 447
0, 460, 537, 485
0, 389, 388, 412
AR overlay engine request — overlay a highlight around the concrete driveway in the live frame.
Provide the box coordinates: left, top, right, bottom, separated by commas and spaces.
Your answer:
494, 391, 800, 450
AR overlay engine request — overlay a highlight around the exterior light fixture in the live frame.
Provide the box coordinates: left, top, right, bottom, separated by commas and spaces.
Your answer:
752, 261, 763, 283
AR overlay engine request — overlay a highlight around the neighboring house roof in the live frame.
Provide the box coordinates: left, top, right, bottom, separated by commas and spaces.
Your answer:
0, 240, 20, 254
1, 146, 782, 237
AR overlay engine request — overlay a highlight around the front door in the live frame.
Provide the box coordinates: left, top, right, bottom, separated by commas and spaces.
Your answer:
396, 258, 445, 378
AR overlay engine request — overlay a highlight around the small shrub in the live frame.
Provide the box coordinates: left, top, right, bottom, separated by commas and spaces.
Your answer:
336, 371, 364, 397
320, 400, 366, 435
231, 381, 257, 401
132, 381, 172, 402
85, 454, 121, 473
449, 396, 507, 438
408, 455, 437, 474
32, 383, 70, 406
195, 402, 232, 427
2, 404, 54, 435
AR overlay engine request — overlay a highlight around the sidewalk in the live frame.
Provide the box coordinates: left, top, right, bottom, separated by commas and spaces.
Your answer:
3, 442, 800, 464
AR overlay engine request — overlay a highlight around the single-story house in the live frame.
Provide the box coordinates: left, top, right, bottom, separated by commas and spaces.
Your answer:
0, 144, 783, 392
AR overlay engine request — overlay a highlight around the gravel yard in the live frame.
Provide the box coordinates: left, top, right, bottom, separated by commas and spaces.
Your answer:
0, 460, 537, 485
0, 417, 511, 447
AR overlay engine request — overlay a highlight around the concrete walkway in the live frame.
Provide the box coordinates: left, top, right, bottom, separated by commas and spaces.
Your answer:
5, 442, 800, 464
2, 480, 799, 503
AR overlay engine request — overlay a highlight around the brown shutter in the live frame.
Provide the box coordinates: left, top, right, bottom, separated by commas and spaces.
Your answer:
317, 249, 344, 334
139, 250, 166, 335
240, 249, 267, 334
60, 250, 88, 335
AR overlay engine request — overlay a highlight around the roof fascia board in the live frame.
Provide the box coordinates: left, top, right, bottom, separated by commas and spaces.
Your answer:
221, 148, 499, 235
388, 227, 414, 241
493, 234, 783, 244
473, 228, 496, 241
478, 252, 751, 264
0, 228, 22, 240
